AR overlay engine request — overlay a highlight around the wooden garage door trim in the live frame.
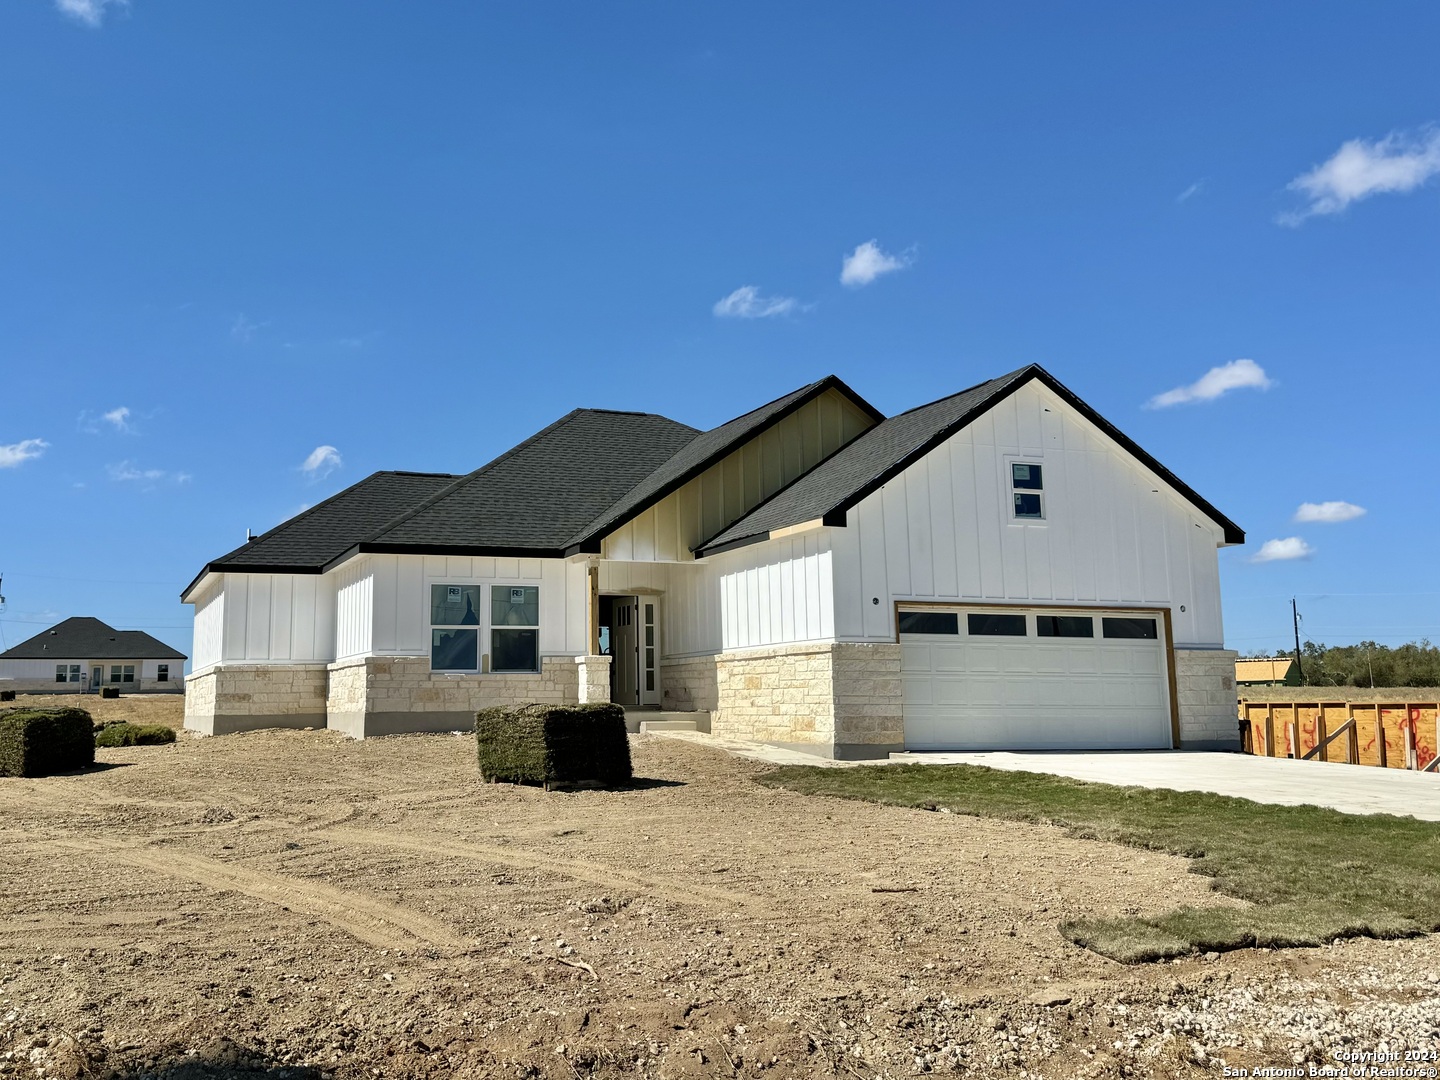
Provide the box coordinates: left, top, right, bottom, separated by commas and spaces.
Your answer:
892, 600, 1181, 750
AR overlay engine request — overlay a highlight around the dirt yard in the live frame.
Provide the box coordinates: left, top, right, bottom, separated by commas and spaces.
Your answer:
1, 696, 1437, 1079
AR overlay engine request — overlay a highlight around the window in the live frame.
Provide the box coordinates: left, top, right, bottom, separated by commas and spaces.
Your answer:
1036, 615, 1094, 638
69, 664, 81, 683
898, 611, 960, 635
1011, 462, 1044, 519
157, 664, 169, 683
491, 585, 540, 673
967, 612, 1027, 636
55, 665, 67, 684
110, 665, 135, 684
1102, 617, 1158, 640
430, 584, 482, 671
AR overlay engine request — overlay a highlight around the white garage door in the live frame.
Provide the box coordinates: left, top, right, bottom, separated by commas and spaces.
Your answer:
899, 607, 1173, 751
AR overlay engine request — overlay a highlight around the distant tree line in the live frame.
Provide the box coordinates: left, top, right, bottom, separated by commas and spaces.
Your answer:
1257, 640, 1440, 688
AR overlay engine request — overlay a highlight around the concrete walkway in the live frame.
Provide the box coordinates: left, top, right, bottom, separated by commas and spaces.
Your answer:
649, 731, 1440, 820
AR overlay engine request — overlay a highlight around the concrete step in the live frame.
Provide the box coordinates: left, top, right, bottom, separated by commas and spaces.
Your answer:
638, 719, 698, 733
625, 710, 712, 734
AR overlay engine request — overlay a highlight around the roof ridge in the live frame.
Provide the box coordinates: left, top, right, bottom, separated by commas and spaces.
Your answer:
889, 364, 1038, 418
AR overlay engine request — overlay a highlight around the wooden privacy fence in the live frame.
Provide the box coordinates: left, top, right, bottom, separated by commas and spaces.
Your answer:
1240, 701, 1440, 772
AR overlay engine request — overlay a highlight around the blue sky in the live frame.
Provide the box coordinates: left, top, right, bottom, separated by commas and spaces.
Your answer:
2, 1, 1438, 665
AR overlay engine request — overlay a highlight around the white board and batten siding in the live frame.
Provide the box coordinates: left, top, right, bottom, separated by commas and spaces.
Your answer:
831, 379, 1226, 649
603, 388, 874, 563
338, 553, 587, 659
188, 572, 334, 671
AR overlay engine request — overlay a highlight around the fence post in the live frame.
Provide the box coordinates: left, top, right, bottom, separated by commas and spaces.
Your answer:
1266, 704, 1275, 757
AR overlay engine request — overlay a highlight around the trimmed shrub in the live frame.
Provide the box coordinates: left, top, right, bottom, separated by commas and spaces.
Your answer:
0, 707, 96, 777
101, 687, 120, 699
476, 702, 631, 787
95, 722, 177, 748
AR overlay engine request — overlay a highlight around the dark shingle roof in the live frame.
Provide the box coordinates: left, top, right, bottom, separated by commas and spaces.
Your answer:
355, 409, 701, 558
182, 471, 460, 598
183, 410, 701, 598
563, 376, 882, 552
695, 365, 1245, 555
0, 617, 186, 661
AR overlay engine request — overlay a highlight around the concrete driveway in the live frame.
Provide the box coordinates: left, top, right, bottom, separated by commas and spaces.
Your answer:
887, 750, 1440, 821
653, 732, 1440, 821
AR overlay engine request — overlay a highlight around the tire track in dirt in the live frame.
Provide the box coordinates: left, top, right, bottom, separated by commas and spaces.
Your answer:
44, 839, 472, 951
322, 827, 774, 914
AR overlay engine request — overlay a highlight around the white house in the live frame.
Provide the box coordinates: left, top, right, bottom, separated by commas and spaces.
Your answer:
0, 617, 186, 694
181, 366, 1244, 756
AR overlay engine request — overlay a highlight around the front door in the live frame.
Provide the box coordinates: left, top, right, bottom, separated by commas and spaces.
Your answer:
611, 597, 639, 705
91, 666, 103, 694
605, 595, 662, 707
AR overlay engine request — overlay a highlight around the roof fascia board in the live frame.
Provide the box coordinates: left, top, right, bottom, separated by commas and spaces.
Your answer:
573, 375, 885, 549
322, 542, 569, 571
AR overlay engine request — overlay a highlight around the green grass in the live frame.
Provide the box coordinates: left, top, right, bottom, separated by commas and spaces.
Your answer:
94, 722, 176, 748
758, 763, 1440, 962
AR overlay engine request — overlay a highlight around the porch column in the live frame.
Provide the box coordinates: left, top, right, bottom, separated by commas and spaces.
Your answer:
576, 561, 610, 703
586, 562, 600, 655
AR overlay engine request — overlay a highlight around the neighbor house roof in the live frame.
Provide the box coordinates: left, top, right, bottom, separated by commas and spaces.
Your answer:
694, 364, 1245, 555
0, 617, 187, 661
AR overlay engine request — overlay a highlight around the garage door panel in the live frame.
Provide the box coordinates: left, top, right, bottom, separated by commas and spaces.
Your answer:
900, 606, 1171, 751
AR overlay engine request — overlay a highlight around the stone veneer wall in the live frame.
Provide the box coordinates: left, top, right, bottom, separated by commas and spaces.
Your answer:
183, 664, 329, 735
1174, 648, 1241, 750
707, 642, 904, 759
829, 643, 904, 758
660, 656, 719, 713
325, 655, 580, 739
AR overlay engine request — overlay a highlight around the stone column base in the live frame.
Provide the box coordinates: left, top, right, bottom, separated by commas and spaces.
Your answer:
575, 655, 612, 703
1175, 648, 1241, 750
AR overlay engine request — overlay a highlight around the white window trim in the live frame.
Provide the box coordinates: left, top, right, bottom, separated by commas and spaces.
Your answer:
489, 582, 541, 675
1005, 455, 1046, 524
427, 581, 486, 674
425, 579, 542, 676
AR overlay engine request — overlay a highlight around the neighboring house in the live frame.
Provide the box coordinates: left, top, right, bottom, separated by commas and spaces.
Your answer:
0, 617, 186, 694
181, 365, 1245, 755
1236, 657, 1298, 688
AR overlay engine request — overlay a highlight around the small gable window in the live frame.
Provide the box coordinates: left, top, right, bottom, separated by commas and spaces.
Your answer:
1011, 462, 1044, 520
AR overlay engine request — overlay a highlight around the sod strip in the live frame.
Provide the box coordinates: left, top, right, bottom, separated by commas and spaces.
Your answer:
757, 763, 1440, 962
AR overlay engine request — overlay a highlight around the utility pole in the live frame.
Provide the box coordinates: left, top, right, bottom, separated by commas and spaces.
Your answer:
1292, 598, 1304, 684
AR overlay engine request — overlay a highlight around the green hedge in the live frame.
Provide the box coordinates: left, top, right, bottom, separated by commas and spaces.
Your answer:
95, 722, 177, 748
476, 702, 631, 787
0, 707, 96, 777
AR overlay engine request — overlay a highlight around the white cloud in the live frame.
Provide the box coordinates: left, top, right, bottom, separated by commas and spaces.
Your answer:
1251, 537, 1315, 563
301, 445, 342, 480
231, 314, 264, 342
1146, 359, 1273, 408
840, 240, 913, 287
712, 285, 798, 319
108, 461, 164, 482
1176, 180, 1205, 203
0, 439, 49, 469
54, 0, 128, 27
102, 406, 132, 432
1281, 128, 1440, 224
1295, 501, 1366, 524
